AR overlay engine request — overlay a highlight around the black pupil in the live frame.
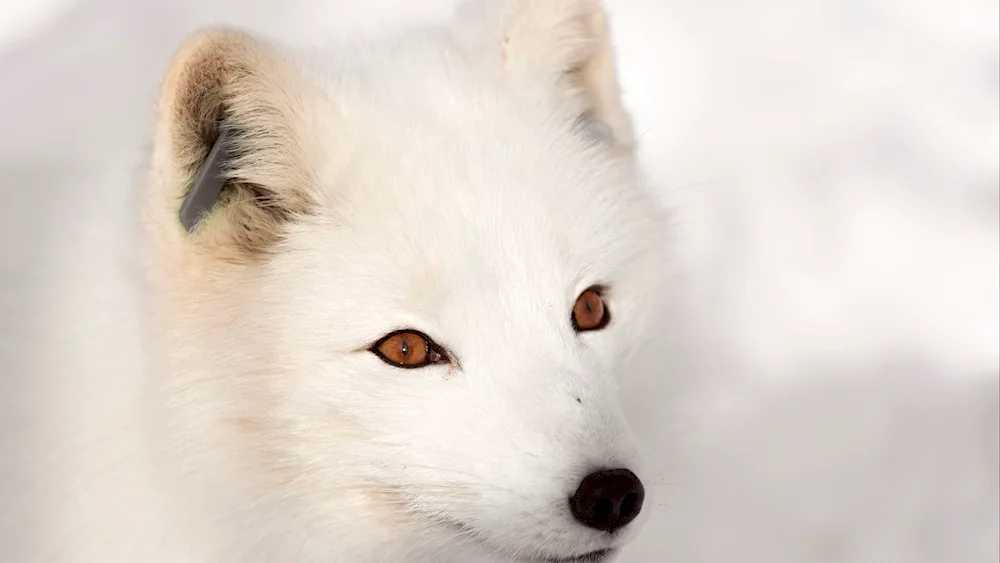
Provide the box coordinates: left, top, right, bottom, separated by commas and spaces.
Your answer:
400, 340, 409, 357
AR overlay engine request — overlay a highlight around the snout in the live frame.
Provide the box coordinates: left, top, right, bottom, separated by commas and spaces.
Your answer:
568, 468, 645, 533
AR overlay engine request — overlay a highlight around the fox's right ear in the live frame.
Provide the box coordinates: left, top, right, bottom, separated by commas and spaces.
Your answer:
494, 0, 634, 154
145, 28, 329, 263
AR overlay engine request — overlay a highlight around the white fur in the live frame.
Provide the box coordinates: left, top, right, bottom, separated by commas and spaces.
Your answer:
1, 2, 666, 562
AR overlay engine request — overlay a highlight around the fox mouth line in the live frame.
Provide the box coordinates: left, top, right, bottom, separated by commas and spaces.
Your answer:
435, 516, 618, 563
543, 548, 616, 562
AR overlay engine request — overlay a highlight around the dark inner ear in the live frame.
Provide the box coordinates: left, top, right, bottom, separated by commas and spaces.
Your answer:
179, 122, 299, 234
179, 124, 229, 231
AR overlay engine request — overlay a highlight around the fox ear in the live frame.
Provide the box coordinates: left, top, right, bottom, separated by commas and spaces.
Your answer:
499, 0, 634, 152
146, 28, 326, 262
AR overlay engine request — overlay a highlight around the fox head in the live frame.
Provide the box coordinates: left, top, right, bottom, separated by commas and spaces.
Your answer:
141, 1, 666, 561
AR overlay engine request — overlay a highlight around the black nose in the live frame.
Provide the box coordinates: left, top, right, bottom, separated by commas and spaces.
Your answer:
569, 468, 645, 533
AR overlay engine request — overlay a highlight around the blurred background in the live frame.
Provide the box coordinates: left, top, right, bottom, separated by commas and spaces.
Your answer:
0, 0, 997, 562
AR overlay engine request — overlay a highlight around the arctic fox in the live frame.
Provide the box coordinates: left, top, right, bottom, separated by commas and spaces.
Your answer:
5, 1, 667, 561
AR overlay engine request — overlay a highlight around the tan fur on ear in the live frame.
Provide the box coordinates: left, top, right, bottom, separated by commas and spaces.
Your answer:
146, 28, 322, 263
500, 0, 634, 152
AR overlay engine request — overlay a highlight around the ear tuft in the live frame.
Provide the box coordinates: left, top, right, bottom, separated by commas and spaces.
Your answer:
147, 28, 321, 262
500, 0, 634, 152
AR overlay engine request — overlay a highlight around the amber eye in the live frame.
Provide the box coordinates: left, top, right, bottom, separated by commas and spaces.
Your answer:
572, 286, 610, 332
371, 330, 448, 369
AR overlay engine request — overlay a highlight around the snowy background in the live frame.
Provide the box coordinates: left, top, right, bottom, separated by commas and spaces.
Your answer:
0, 0, 997, 562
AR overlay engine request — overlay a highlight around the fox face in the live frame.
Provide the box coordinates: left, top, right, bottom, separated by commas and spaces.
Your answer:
141, 2, 666, 561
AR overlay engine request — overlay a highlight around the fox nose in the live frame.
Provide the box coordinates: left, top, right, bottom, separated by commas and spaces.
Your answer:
569, 468, 645, 533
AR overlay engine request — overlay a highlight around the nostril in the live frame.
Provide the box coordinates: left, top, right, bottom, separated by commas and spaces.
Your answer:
595, 497, 613, 520
569, 468, 645, 533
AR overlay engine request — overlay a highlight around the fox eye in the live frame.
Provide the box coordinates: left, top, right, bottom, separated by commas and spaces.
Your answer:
371, 330, 449, 369
572, 286, 610, 332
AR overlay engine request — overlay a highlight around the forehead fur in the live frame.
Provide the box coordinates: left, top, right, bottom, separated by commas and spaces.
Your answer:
286, 37, 661, 277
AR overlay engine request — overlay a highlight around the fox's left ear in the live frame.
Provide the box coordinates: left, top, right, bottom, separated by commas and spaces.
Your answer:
498, 0, 634, 152
144, 28, 335, 265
